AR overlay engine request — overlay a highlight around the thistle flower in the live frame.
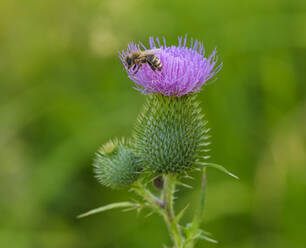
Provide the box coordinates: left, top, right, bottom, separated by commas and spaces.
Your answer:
119, 35, 222, 96
94, 138, 141, 188
120, 36, 221, 174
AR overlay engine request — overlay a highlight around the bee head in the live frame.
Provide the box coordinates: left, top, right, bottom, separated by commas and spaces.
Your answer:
125, 56, 132, 69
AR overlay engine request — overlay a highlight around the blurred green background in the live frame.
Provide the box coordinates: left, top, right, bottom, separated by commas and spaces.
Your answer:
1, 0, 306, 247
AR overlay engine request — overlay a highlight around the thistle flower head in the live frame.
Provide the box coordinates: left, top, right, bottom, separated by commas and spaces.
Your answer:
94, 138, 141, 188
119, 35, 222, 96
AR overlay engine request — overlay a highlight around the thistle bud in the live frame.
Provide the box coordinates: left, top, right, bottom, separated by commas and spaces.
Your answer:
133, 94, 208, 174
94, 139, 141, 188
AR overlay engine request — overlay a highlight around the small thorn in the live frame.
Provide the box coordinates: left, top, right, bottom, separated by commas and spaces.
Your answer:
145, 211, 154, 218
178, 182, 193, 189
184, 174, 194, 180
122, 207, 137, 212
202, 142, 211, 146
204, 128, 211, 133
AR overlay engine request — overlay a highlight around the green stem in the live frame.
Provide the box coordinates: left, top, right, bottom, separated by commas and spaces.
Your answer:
132, 182, 163, 212
185, 168, 207, 248
162, 175, 184, 248
132, 176, 185, 248
198, 167, 206, 222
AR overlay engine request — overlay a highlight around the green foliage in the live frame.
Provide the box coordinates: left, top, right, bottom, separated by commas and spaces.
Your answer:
94, 138, 141, 188
77, 201, 141, 218
197, 162, 239, 179
134, 94, 209, 174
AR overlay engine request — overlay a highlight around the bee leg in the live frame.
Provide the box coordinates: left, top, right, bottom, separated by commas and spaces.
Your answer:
133, 64, 142, 75
147, 60, 157, 72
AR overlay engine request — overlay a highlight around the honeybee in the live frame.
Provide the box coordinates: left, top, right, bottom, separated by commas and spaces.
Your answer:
125, 49, 162, 75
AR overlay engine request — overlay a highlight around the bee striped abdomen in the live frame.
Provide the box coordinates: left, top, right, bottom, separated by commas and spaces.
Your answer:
149, 55, 162, 71
154, 57, 162, 70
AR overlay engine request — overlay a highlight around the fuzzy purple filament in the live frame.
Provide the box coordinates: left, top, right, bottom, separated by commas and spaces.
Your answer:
119, 35, 222, 97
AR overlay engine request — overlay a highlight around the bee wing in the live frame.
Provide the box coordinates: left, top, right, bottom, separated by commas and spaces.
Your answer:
141, 48, 162, 56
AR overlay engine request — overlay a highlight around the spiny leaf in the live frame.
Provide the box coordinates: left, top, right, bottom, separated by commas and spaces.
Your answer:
174, 203, 190, 224
145, 211, 154, 218
197, 162, 239, 179
183, 221, 199, 239
201, 229, 212, 236
122, 203, 144, 213
177, 181, 193, 189
183, 173, 194, 180
199, 233, 218, 244
183, 222, 218, 245
77, 202, 138, 218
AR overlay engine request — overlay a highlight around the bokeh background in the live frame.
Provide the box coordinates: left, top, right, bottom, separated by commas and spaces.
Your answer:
1, 0, 306, 247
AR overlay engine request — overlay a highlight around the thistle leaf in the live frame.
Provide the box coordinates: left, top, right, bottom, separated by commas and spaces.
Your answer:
197, 162, 239, 179
199, 234, 218, 243
174, 203, 190, 224
77, 202, 138, 218
145, 211, 154, 218
183, 221, 218, 245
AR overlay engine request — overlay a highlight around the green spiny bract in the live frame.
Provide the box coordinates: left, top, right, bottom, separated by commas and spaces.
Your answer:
133, 94, 209, 174
94, 139, 141, 188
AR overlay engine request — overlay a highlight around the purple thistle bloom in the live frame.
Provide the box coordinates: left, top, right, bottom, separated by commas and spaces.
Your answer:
119, 35, 222, 97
